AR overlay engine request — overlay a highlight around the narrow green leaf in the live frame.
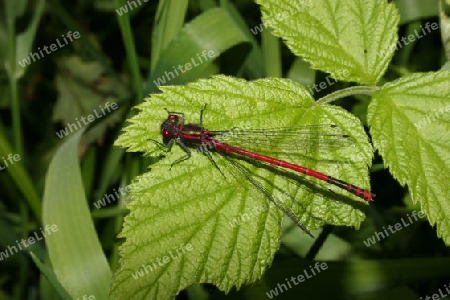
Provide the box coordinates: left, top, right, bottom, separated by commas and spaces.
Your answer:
368, 71, 450, 245
14, 0, 45, 77
151, 0, 189, 71
146, 8, 252, 93
0, 216, 45, 260
0, 132, 41, 221
114, 0, 143, 105
262, 29, 281, 77
255, 0, 400, 85
220, 0, 265, 78
43, 130, 111, 299
113, 75, 373, 298
29, 252, 71, 300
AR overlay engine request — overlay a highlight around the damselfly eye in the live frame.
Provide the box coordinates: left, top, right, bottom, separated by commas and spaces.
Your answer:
162, 129, 172, 139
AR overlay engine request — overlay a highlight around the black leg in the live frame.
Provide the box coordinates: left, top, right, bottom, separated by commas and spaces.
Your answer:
164, 108, 185, 124
149, 138, 168, 149
199, 104, 207, 125
169, 138, 192, 169
204, 150, 226, 178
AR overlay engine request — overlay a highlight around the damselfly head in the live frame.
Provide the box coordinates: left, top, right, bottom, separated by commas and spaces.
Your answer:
161, 114, 179, 139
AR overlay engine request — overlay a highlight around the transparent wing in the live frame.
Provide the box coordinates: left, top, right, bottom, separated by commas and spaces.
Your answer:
212, 124, 356, 160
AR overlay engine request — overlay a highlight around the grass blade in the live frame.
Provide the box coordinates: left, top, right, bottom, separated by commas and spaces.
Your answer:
42, 130, 111, 299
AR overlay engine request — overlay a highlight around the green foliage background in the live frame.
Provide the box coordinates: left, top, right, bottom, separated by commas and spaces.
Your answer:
0, 0, 449, 299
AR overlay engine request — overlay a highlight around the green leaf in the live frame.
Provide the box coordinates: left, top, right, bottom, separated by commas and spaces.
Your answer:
150, 0, 189, 71
220, 0, 264, 78
113, 75, 373, 298
29, 252, 72, 300
53, 56, 126, 143
254, 0, 399, 85
43, 129, 112, 299
14, 0, 45, 78
368, 71, 450, 245
146, 8, 252, 93
0, 131, 41, 221
261, 27, 281, 77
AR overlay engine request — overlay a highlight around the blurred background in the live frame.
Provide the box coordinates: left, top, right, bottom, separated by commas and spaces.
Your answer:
0, 0, 449, 299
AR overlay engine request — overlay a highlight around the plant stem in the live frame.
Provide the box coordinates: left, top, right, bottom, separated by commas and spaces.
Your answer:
305, 225, 333, 260
115, 0, 143, 106
316, 86, 379, 104
262, 29, 281, 77
6, 2, 23, 156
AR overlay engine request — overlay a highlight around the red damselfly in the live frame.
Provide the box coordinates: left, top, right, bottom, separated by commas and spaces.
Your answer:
159, 106, 374, 237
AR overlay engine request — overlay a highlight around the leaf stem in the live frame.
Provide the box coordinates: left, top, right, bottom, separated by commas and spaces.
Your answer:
262, 29, 281, 77
316, 86, 379, 104
305, 225, 333, 260
6, 1, 23, 156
